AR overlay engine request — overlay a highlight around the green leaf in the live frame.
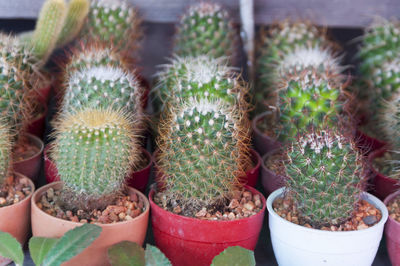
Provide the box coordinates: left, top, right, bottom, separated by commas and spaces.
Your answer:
108, 241, 145, 266
211, 246, 255, 266
145, 244, 172, 266
42, 223, 102, 266
0, 231, 24, 266
29, 237, 59, 265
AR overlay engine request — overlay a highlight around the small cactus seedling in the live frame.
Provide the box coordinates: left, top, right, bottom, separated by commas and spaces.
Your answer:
51, 108, 139, 211
174, 2, 237, 63
284, 127, 365, 227
0, 121, 12, 186
84, 0, 142, 52
157, 99, 251, 215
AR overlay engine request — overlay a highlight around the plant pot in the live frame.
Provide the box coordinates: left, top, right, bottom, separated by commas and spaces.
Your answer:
31, 182, 150, 266
44, 146, 152, 193
261, 151, 285, 196
251, 111, 281, 157
267, 187, 388, 266
355, 128, 387, 156
384, 190, 400, 266
368, 148, 398, 200
0, 173, 34, 266
27, 104, 48, 138
149, 185, 266, 266
13, 133, 44, 182
35, 85, 52, 104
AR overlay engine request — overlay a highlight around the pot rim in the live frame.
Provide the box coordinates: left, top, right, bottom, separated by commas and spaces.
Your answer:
251, 111, 277, 139
14, 133, 44, 164
31, 181, 150, 227
0, 172, 35, 211
149, 184, 266, 224
384, 190, 400, 226
267, 187, 389, 235
368, 147, 399, 184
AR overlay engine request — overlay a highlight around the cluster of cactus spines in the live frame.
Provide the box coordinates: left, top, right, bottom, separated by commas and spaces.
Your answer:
51, 107, 139, 211
62, 65, 143, 115
84, 0, 141, 52
174, 2, 237, 63
155, 55, 248, 112
284, 127, 365, 227
0, 121, 12, 186
157, 99, 251, 213
379, 91, 400, 149
56, 0, 90, 47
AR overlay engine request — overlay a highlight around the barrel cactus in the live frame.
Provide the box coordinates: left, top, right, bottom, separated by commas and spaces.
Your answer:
0, 122, 12, 186
157, 99, 251, 216
174, 2, 237, 63
284, 127, 365, 227
84, 0, 141, 52
51, 108, 139, 211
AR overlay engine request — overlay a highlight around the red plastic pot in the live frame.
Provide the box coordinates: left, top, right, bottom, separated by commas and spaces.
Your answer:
44, 146, 152, 193
384, 190, 400, 266
149, 185, 266, 266
13, 133, 44, 182
261, 151, 285, 196
355, 128, 387, 156
27, 104, 47, 138
35, 85, 52, 104
368, 148, 398, 200
251, 111, 281, 157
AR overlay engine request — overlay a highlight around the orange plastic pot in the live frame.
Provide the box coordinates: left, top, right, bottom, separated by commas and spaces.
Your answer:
0, 173, 34, 266
384, 190, 400, 266
31, 182, 149, 266
149, 185, 266, 266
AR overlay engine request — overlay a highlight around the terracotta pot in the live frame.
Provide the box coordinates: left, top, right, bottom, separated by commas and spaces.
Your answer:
44, 146, 152, 193
27, 104, 48, 138
355, 128, 387, 156
13, 133, 44, 182
251, 111, 281, 157
149, 185, 266, 266
368, 148, 398, 200
384, 190, 400, 266
31, 182, 150, 266
0, 173, 34, 266
261, 151, 285, 196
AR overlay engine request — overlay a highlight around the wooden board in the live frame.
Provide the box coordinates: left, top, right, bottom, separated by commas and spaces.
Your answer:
1, 0, 400, 27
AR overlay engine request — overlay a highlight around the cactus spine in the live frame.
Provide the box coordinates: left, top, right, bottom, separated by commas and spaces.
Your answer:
379, 91, 400, 149
284, 128, 365, 227
0, 122, 12, 186
51, 108, 139, 211
174, 2, 237, 63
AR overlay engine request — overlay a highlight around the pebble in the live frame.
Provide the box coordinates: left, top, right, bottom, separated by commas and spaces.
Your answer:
363, 215, 378, 225
0, 197, 6, 205
244, 201, 255, 211
357, 223, 369, 230
173, 206, 182, 214
228, 199, 239, 209
195, 208, 207, 217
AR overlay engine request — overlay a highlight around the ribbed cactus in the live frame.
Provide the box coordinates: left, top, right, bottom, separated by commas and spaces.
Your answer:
174, 2, 237, 63
51, 108, 139, 211
84, 0, 141, 52
284, 128, 365, 227
62, 65, 143, 115
157, 99, 251, 214
0, 121, 12, 186
379, 91, 400, 149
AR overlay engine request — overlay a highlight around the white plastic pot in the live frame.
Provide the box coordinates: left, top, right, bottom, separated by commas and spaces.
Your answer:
267, 187, 388, 266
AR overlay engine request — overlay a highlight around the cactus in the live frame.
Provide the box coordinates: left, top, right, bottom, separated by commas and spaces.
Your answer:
284, 128, 365, 227
0, 121, 12, 186
51, 108, 139, 211
174, 2, 237, 63
62, 65, 143, 115
157, 99, 251, 215
154, 55, 247, 112
84, 0, 141, 52
56, 0, 90, 47
379, 91, 400, 149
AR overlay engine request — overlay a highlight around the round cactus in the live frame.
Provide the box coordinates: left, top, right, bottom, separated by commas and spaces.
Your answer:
284, 128, 365, 227
84, 0, 141, 52
157, 99, 251, 215
0, 121, 12, 186
51, 107, 139, 211
379, 91, 400, 149
174, 2, 237, 63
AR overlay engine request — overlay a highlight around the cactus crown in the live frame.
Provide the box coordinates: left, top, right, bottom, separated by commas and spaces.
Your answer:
85, 0, 141, 51
0, 121, 12, 186
62, 65, 143, 115
284, 128, 365, 227
157, 98, 251, 214
51, 107, 139, 211
174, 2, 237, 62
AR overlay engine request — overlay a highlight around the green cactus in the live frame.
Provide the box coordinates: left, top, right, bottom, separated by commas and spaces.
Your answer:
62, 65, 143, 115
84, 0, 141, 52
174, 2, 237, 63
0, 121, 12, 186
51, 108, 139, 211
56, 0, 90, 47
157, 99, 251, 215
379, 91, 400, 149
284, 128, 365, 227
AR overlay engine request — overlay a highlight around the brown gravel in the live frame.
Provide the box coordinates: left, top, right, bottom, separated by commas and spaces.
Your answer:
38, 187, 146, 224
154, 189, 263, 221
0, 175, 32, 207
13, 137, 40, 161
387, 195, 400, 223
264, 151, 286, 176
273, 195, 382, 231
